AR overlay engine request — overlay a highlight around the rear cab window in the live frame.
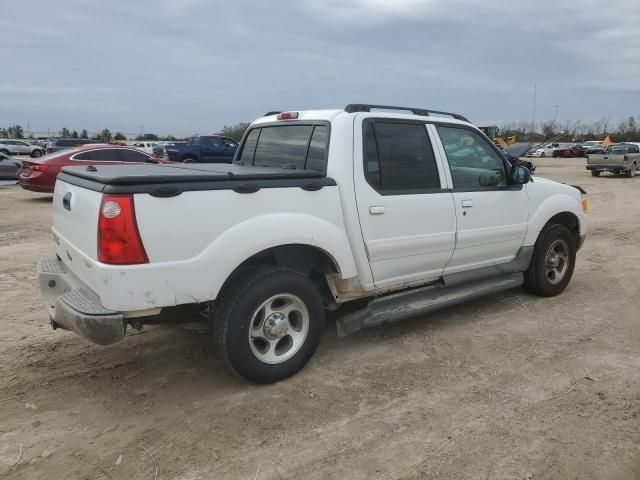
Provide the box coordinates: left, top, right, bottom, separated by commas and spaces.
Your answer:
362, 120, 441, 194
236, 123, 329, 172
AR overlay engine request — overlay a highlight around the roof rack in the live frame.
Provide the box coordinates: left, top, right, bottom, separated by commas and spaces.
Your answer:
263, 111, 282, 116
344, 104, 469, 122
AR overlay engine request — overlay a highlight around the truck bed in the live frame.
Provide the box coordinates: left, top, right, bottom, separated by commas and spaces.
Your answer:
57, 162, 333, 196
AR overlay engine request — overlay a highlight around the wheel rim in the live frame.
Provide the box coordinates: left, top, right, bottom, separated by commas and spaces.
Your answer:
631, 167, 636, 177
544, 239, 570, 285
33, 150, 42, 157
248, 293, 309, 364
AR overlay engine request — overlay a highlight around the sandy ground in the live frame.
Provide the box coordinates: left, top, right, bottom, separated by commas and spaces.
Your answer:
1, 158, 639, 479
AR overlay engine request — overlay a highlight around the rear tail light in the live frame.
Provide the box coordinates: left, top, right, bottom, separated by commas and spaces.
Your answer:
623, 155, 629, 162
31, 164, 49, 172
98, 194, 148, 265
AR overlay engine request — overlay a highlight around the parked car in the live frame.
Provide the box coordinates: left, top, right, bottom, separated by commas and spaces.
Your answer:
527, 143, 560, 157
586, 143, 640, 177
165, 135, 238, 163
553, 144, 586, 158
38, 104, 587, 383
46, 138, 103, 154
0, 152, 21, 180
581, 140, 604, 150
0, 139, 45, 157
20, 145, 170, 193
133, 141, 160, 155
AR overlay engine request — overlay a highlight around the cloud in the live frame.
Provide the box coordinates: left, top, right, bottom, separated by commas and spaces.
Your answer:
1, 0, 638, 135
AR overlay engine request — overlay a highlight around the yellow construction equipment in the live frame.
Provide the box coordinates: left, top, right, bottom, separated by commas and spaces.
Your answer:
479, 126, 517, 148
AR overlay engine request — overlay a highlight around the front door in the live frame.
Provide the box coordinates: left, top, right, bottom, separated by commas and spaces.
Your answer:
433, 125, 529, 274
354, 118, 456, 288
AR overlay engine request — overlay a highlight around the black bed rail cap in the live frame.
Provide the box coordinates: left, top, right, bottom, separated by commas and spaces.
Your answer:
263, 111, 282, 116
344, 104, 469, 122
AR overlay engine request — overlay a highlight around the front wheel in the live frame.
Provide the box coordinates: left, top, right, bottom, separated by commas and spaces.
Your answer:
31, 149, 43, 158
213, 266, 325, 383
524, 224, 576, 297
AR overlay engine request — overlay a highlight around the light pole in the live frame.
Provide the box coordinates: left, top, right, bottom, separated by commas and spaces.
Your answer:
553, 104, 559, 132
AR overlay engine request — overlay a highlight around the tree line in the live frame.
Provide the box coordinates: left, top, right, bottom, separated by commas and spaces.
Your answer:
3, 116, 638, 144
500, 116, 640, 143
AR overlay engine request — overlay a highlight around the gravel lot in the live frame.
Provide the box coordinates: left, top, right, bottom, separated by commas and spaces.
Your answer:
1, 157, 639, 479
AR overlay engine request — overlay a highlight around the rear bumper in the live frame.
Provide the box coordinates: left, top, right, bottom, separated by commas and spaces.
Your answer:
38, 256, 126, 345
586, 164, 626, 172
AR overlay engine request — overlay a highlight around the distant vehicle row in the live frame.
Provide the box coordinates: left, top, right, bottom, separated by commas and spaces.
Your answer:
586, 143, 640, 177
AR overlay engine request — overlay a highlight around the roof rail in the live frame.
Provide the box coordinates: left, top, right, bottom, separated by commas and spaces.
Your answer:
263, 111, 282, 116
344, 104, 469, 122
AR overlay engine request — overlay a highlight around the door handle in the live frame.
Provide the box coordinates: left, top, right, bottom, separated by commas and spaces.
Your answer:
461, 200, 474, 208
369, 205, 385, 215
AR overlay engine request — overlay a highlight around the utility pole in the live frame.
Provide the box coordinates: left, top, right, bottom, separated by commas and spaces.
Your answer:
553, 104, 559, 133
530, 83, 537, 143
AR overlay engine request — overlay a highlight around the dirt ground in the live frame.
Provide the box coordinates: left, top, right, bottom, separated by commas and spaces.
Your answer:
1, 157, 639, 479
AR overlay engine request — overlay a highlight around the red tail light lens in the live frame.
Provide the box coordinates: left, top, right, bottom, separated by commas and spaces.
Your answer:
624, 155, 629, 162
31, 165, 49, 172
98, 194, 148, 264
277, 111, 299, 120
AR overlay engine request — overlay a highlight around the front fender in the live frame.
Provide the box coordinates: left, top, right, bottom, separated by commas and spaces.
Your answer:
524, 191, 585, 246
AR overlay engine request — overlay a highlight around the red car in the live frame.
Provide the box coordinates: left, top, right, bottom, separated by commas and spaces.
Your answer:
552, 144, 586, 158
20, 145, 171, 193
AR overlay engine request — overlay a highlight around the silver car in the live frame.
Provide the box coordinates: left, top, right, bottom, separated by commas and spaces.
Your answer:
0, 152, 21, 180
0, 139, 45, 158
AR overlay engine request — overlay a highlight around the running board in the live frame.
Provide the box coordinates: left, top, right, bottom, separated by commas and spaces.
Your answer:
335, 272, 524, 337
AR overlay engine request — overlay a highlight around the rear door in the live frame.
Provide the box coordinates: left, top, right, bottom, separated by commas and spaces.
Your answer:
200, 136, 224, 162
433, 125, 528, 274
221, 137, 239, 161
354, 117, 456, 287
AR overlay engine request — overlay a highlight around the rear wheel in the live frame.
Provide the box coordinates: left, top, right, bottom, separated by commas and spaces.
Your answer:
626, 163, 636, 178
591, 170, 601, 177
31, 150, 43, 158
524, 224, 576, 297
182, 157, 196, 163
213, 266, 324, 384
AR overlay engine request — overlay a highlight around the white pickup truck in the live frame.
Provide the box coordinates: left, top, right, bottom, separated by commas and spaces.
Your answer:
38, 104, 588, 383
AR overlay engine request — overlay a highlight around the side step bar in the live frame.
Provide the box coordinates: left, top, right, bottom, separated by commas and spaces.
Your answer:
336, 272, 524, 337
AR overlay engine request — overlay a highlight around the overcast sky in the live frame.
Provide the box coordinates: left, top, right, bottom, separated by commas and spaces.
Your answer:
2, 0, 639, 136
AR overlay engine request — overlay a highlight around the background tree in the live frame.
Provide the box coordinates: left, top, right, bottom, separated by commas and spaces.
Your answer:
220, 122, 250, 141
71, 130, 79, 138
135, 133, 159, 141
60, 127, 71, 137
99, 129, 112, 142
7, 125, 24, 138
114, 132, 127, 141
0, 128, 8, 138
80, 129, 89, 139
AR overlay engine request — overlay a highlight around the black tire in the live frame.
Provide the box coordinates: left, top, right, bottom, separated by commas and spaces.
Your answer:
524, 224, 576, 297
182, 157, 196, 163
626, 163, 636, 178
31, 149, 43, 158
213, 266, 325, 384
0, 149, 9, 156
591, 170, 601, 177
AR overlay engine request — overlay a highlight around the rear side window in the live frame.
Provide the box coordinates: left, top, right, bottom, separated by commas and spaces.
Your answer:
73, 149, 121, 161
363, 121, 440, 193
238, 125, 329, 171
118, 149, 151, 162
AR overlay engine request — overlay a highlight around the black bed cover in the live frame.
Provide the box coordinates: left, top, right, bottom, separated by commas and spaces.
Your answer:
57, 162, 335, 196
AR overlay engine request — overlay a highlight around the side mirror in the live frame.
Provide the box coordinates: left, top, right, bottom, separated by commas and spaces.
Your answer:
509, 164, 531, 184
